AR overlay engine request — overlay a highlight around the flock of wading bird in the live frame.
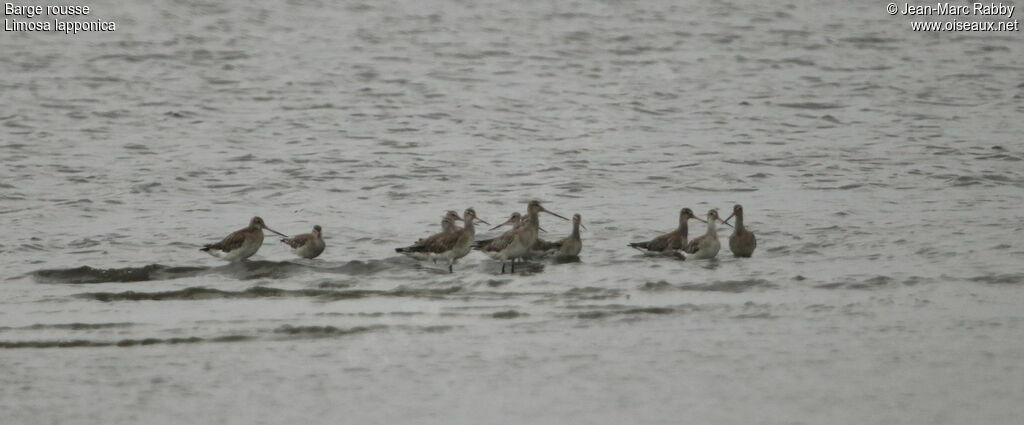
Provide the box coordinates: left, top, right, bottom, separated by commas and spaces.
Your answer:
199, 201, 756, 273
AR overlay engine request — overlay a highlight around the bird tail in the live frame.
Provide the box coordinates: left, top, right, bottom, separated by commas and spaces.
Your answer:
199, 245, 212, 252
628, 242, 648, 251
533, 240, 559, 252
472, 239, 492, 249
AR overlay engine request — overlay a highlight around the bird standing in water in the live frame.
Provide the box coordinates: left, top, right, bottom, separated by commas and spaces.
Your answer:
280, 225, 326, 259
475, 200, 568, 273
628, 208, 704, 255
396, 208, 488, 273
200, 216, 288, 262
723, 204, 756, 257
684, 209, 729, 260
533, 213, 586, 259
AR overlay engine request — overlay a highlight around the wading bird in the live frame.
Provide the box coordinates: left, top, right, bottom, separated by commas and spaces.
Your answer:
723, 204, 756, 257
684, 209, 729, 260
441, 210, 463, 233
628, 208, 704, 255
200, 216, 288, 262
533, 213, 585, 259
280, 225, 326, 259
474, 201, 568, 273
396, 208, 488, 272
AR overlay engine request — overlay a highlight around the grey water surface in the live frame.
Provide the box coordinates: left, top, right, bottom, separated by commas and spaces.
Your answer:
2, 0, 1023, 423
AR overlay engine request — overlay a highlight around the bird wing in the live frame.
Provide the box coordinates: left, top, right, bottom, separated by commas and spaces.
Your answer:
399, 230, 458, 254
206, 227, 248, 252
632, 230, 679, 252
421, 232, 460, 254
475, 229, 515, 252
532, 238, 559, 251
733, 231, 756, 251
281, 233, 313, 249
684, 235, 704, 254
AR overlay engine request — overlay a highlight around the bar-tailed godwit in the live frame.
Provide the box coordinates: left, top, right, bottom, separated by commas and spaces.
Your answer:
475, 200, 568, 273
628, 208, 704, 255
280, 225, 325, 259
396, 208, 488, 272
723, 204, 757, 257
442, 210, 463, 232
533, 213, 585, 258
684, 209, 729, 260
200, 216, 288, 262
489, 212, 523, 232
400, 216, 457, 262
478, 212, 526, 258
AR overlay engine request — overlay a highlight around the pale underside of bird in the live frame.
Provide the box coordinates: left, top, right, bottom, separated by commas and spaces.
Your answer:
404, 211, 464, 262
281, 225, 326, 259
531, 213, 585, 259
200, 216, 288, 262
475, 213, 528, 265
474, 201, 568, 273
396, 208, 486, 272
628, 208, 705, 257
684, 209, 730, 260
724, 204, 757, 258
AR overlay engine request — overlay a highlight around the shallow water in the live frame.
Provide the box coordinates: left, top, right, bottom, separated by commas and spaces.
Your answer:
2, 0, 1024, 423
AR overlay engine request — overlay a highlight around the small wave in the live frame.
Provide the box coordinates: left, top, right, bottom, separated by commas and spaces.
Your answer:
642, 279, 772, 293
678, 279, 773, 292
816, 276, 893, 290
32, 264, 207, 284
685, 186, 759, 193
0, 324, 391, 350
968, 273, 1024, 285
78, 286, 463, 302
325, 259, 394, 275
90, 53, 175, 63
570, 305, 692, 320
775, 102, 845, 110
975, 153, 1022, 162
806, 183, 863, 190
560, 286, 623, 300
0, 335, 249, 350
641, 280, 673, 291
274, 324, 385, 336
223, 261, 311, 280
840, 36, 898, 44
0, 322, 134, 331
78, 286, 325, 302
733, 312, 777, 320
30, 259, 395, 285
491, 310, 526, 319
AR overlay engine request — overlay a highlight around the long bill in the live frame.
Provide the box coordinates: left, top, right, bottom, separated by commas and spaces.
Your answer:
717, 217, 734, 228
722, 213, 735, 225
489, 218, 515, 231
542, 208, 570, 221
263, 226, 290, 238
474, 217, 491, 225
